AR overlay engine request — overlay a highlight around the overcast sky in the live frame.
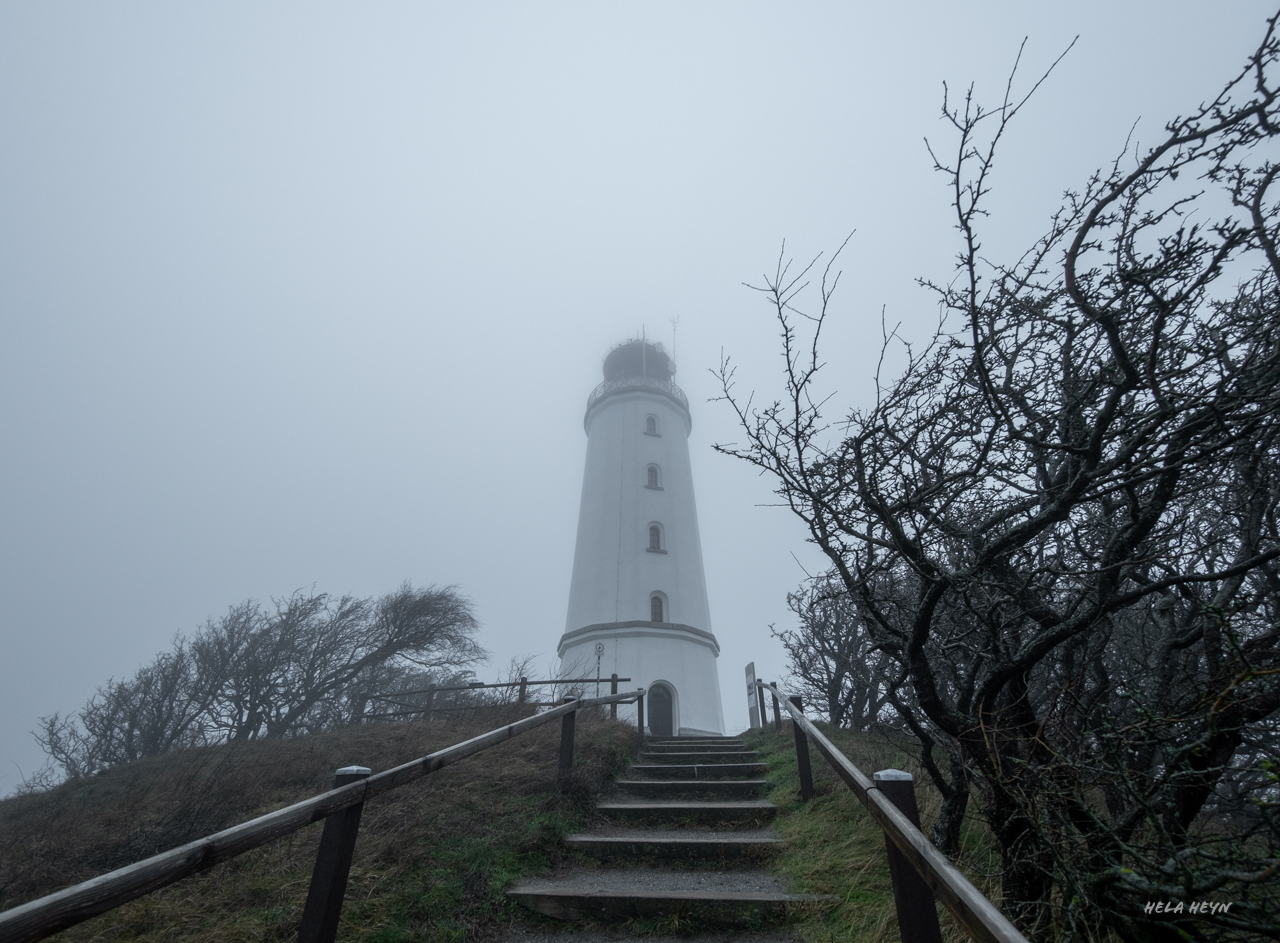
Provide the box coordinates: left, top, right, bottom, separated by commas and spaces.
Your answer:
2, 2, 1275, 793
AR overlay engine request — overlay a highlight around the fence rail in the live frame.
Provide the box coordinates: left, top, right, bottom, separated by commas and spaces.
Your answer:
755, 681, 1026, 943
0, 690, 645, 943
362, 675, 635, 720
366, 676, 633, 699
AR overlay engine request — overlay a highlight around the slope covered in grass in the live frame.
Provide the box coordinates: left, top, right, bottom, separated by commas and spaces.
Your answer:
746, 724, 1000, 943
1, 709, 638, 943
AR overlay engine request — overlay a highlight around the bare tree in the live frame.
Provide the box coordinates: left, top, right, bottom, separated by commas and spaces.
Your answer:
192, 582, 485, 741
32, 582, 485, 781
716, 16, 1280, 940
32, 643, 214, 778
775, 574, 895, 729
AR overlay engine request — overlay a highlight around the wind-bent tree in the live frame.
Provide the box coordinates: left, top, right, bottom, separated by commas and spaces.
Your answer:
32, 643, 213, 780
33, 583, 485, 782
192, 582, 484, 741
717, 16, 1280, 941
775, 575, 895, 729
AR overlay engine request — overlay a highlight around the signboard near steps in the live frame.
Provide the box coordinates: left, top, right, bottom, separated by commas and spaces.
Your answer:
744, 662, 761, 729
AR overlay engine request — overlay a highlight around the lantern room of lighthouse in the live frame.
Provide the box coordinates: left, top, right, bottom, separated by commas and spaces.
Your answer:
559, 339, 725, 737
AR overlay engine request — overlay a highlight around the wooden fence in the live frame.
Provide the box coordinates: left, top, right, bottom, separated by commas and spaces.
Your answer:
0, 689, 644, 943
360, 675, 632, 719
755, 680, 1028, 943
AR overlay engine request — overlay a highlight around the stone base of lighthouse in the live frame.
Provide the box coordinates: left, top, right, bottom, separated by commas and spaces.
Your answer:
558, 621, 725, 737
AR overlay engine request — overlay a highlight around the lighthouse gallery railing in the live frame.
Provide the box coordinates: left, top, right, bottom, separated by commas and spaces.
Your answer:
586, 375, 688, 413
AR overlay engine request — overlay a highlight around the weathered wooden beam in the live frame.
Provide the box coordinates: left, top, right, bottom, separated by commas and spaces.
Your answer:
788, 695, 814, 801
559, 696, 578, 780
297, 767, 371, 943
875, 770, 944, 943
757, 682, 1027, 943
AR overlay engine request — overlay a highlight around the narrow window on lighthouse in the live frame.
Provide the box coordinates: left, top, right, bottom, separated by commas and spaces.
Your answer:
650, 594, 664, 622
649, 524, 662, 550
645, 415, 660, 436
646, 465, 662, 489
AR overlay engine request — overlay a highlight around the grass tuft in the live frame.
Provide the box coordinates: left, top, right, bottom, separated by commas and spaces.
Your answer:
746, 724, 1000, 943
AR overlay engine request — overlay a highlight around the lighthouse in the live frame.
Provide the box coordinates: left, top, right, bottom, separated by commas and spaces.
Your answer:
559, 339, 725, 737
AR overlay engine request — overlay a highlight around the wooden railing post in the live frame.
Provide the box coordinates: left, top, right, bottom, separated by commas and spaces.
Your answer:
423, 686, 435, 721
297, 766, 371, 943
771, 683, 782, 732
558, 696, 577, 781
875, 769, 944, 943
517, 676, 527, 704
636, 689, 645, 736
789, 694, 815, 801
610, 673, 618, 719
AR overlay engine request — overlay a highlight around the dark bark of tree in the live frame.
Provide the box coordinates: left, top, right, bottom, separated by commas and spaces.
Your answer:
715, 15, 1280, 940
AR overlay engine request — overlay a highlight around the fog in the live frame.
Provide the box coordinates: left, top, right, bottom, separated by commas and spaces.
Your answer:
1, 2, 1272, 793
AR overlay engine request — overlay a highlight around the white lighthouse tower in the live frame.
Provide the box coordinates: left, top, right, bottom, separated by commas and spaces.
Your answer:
559, 339, 725, 737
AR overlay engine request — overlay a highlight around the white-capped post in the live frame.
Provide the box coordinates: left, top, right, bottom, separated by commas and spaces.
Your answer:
874, 769, 944, 943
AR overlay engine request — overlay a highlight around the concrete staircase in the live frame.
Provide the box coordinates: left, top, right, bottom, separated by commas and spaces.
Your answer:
507, 736, 837, 926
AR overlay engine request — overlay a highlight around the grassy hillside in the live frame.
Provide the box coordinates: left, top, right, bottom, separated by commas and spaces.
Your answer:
0, 708, 637, 943
745, 724, 1001, 943
2, 711, 1008, 943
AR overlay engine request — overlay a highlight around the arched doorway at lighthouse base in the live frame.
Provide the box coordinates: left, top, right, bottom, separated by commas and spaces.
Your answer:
649, 682, 676, 737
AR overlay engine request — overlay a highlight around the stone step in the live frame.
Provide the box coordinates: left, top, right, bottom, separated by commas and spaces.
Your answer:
614, 779, 768, 800
644, 742, 752, 753
645, 738, 746, 746
564, 828, 781, 862
507, 869, 837, 924
628, 762, 768, 780
598, 799, 778, 825
639, 751, 762, 765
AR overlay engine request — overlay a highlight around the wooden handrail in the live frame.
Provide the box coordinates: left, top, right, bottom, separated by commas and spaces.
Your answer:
0, 690, 644, 943
755, 682, 1026, 943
